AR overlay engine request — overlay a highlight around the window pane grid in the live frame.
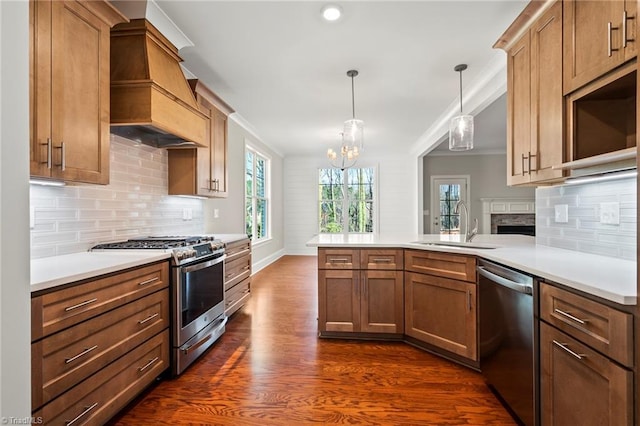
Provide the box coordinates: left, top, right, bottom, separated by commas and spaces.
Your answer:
246, 149, 269, 241
319, 167, 374, 234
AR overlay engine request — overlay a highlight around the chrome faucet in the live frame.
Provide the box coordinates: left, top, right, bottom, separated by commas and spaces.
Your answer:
454, 200, 478, 243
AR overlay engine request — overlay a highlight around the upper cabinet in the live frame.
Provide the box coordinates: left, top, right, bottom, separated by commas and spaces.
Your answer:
168, 80, 234, 198
30, 0, 127, 184
563, 0, 636, 94
499, 0, 565, 186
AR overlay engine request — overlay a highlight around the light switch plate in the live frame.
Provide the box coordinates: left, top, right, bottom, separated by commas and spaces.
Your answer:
30, 207, 35, 229
554, 204, 568, 223
600, 202, 620, 225
214, 208, 220, 219
182, 208, 193, 221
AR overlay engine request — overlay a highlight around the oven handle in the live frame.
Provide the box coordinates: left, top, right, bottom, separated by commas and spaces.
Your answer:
182, 316, 228, 355
180, 254, 225, 274
478, 266, 533, 295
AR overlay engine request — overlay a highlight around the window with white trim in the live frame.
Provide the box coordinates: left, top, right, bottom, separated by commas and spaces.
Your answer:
319, 167, 375, 234
245, 146, 269, 242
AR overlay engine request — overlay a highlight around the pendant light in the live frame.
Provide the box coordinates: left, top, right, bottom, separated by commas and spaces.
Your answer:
327, 69, 363, 170
449, 64, 474, 151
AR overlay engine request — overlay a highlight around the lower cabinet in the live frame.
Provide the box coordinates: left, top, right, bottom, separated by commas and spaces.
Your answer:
224, 238, 251, 317
404, 271, 477, 361
318, 248, 404, 335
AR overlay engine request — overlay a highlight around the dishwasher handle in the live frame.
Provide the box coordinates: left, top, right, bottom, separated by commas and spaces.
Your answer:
478, 266, 533, 295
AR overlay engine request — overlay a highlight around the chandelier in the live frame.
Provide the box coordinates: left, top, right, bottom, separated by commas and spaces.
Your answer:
327, 69, 363, 170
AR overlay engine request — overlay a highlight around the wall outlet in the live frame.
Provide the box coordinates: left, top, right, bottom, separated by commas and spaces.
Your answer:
600, 202, 620, 225
214, 208, 220, 219
182, 208, 193, 221
554, 204, 568, 223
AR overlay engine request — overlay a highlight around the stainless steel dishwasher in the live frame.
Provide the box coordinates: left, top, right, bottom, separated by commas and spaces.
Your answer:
478, 259, 537, 426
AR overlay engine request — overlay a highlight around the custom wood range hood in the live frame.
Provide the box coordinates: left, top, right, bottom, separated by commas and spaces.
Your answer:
110, 19, 207, 147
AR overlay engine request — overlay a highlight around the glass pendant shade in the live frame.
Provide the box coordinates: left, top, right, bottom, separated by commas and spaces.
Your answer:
343, 118, 364, 152
449, 114, 474, 151
327, 133, 359, 170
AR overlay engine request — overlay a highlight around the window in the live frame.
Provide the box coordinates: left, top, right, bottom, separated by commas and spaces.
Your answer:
246, 146, 269, 241
319, 167, 375, 234
430, 176, 469, 235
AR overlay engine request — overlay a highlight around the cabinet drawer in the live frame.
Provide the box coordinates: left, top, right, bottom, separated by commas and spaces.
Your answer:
32, 289, 169, 409
225, 239, 251, 262
34, 330, 169, 426
225, 254, 251, 289
540, 323, 632, 425
225, 277, 250, 316
32, 262, 169, 341
360, 249, 403, 270
540, 283, 633, 367
318, 249, 360, 270
404, 250, 476, 282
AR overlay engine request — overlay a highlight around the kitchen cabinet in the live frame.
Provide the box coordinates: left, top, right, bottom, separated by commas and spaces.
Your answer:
500, 0, 564, 186
404, 250, 477, 362
224, 238, 251, 317
31, 261, 170, 423
539, 282, 634, 425
318, 248, 404, 335
563, 0, 637, 95
168, 79, 234, 198
30, 0, 126, 184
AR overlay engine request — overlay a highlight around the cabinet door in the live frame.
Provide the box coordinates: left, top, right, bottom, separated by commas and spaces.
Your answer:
361, 270, 403, 334
318, 269, 360, 333
563, 0, 627, 94
530, 0, 564, 183
540, 323, 632, 425
210, 107, 228, 197
404, 272, 477, 361
50, 0, 111, 184
506, 33, 531, 186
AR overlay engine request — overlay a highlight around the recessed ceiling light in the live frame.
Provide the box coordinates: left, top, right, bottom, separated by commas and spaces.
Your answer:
321, 4, 342, 22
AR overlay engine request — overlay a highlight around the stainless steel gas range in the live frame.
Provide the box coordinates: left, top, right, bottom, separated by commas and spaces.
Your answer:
92, 236, 227, 375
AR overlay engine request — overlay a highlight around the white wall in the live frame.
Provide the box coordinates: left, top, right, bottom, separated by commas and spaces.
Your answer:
205, 118, 285, 271
1, 0, 31, 417
284, 153, 418, 255
422, 154, 535, 233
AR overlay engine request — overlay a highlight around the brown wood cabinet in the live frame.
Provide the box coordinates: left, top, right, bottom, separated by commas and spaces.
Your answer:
30, 0, 126, 184
499, 0, 564, 186
318, 248, 404, 335
224, 238, 251, 316
168, 79, 234, 198
404, 250, 477, 362
563, 0, 637, 94
540, 322, 633, 425
31, 261, 170, 423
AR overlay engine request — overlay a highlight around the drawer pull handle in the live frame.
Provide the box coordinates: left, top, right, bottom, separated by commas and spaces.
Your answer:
553, 340, 586, 360
243, 265, 250, 270
64, 298, 98, 312
138, 277, 159, 286
554, 308, 587, 325
138, 356, 159, 372
372, 258, 391, 263
65, 402, 98, 426
226, 273, 235, 279
138, 313, 159, 325
329, 258, 349, 263
65, 345, 98, 364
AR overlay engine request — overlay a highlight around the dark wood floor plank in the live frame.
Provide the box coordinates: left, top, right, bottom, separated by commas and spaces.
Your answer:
110, 255, 515, 425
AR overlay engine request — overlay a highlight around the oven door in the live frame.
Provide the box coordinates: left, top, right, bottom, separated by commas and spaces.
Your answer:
173, 254, 225, 348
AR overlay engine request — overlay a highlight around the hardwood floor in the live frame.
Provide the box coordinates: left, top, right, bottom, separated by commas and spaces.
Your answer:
110, 256, 516, 425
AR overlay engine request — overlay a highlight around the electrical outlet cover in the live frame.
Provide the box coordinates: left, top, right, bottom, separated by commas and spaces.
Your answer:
554, 204, 568, 223
600, 202, 620, 225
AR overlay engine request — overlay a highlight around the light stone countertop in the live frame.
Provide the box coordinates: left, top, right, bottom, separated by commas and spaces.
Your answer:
306, 233, 637, 305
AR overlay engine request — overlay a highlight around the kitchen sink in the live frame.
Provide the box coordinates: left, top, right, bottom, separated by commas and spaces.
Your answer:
412, 241, 501, 249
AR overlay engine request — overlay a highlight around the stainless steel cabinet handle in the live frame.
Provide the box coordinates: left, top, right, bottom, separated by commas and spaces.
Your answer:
623, 10, 635, 47
138, 356, 159, 372
138, 313, 159, 325
65, 402, 98, 426
608, 22, 620, 57
138, 277, 159, 286
65, 345, 98, 364
553, 340, 586, 360
55, 142, 66, 171
64, 298, 98, 312
553, 308, 587, 325
521, 153, 528, 175
528, 151, 537, 172
41, 138, 52, 169
467, 290, 472, 312
328, 258, 349, 263
372, 258, 391, 263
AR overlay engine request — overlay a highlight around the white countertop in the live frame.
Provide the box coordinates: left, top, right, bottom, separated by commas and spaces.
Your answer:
216, 234, 250, 244
31, 252, 171, 293
307, 234, 637, 305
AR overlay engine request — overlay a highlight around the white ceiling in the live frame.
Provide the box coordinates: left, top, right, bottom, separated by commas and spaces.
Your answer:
142, 1, 527, 157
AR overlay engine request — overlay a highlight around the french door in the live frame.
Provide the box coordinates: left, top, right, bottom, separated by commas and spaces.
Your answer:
430, 176, 469, 235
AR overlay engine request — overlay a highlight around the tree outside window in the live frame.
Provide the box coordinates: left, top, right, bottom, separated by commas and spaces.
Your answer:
246, 147, 269, 241
319, 167, 374, 234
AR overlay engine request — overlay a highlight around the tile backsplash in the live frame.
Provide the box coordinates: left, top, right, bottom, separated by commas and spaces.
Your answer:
30, 135, 204, 259
536, 176, 636, 261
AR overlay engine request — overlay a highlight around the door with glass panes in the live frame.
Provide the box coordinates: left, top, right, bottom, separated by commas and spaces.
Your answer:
430, 176, 469, 235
